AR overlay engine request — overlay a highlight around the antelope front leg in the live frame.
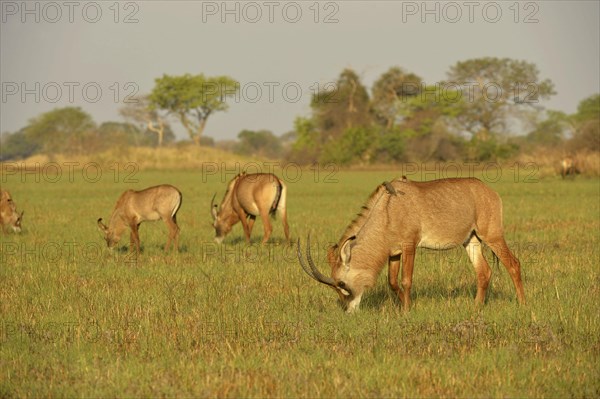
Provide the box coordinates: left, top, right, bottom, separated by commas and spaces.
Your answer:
388, 255, 403, 305
129, 223, 141, 253
237, 209, 252, 243
400, 245, 416, 311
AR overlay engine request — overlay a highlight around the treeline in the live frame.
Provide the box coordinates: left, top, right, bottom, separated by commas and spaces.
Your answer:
1, 57, 598, 164
288, 59, 599, 165
0, 106, 176, 160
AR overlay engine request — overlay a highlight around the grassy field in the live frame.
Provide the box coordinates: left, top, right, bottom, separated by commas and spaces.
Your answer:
1, 162, 599, 397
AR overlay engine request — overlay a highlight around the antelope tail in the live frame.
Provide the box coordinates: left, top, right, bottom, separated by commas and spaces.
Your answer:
271, 179, 287, 219
172, 191, 183, 218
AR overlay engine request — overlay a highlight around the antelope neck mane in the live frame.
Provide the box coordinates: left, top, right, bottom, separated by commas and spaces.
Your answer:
221, 174, 242, 207
108, 191, 130, 224
338, 183, 390, 244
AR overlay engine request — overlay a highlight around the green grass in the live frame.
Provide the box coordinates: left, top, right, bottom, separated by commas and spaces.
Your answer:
1, 165, 599, 397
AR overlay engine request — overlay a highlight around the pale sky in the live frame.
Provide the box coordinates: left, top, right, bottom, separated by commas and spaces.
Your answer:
1, 1, 599, 140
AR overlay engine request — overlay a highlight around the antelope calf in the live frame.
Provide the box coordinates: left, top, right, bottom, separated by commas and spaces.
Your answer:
212, 172, 289, 244
98, 184, 182, 253
0, 189, 24, 233
298, 177, 525, 312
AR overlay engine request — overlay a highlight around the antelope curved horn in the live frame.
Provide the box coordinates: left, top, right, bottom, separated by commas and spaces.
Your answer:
97, 218, 108, 232
210, 193, 217, 220
297, 235, 336, 287
297, 238, 317, 281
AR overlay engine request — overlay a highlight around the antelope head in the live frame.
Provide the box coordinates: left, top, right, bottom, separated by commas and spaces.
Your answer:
297, 235, 359, 312
210, 193, 226, 244
97, 217, 125, 248
211, 174, 243, 244
4, 209, 24, 233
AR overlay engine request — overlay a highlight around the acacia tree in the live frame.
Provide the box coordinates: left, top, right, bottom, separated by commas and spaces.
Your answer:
447, 57, 555, 139
149, 73, 239, 145
119, 95, 174, 146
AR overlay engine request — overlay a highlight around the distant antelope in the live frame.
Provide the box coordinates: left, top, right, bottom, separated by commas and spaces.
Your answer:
560, 157, 579, 179
97, 184, 182, 252
0, 190, 23, 233
298, 177, 525, 313
211, 172, 289, 244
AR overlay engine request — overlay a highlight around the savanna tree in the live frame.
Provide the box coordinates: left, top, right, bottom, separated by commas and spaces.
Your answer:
447, 57, 555, 139
149, 74, 239, 145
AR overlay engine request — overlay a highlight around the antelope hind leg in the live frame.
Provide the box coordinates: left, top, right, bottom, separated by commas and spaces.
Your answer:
464, 235, 492, 305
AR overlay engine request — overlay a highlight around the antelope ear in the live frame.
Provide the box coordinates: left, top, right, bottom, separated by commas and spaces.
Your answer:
340, 236, 355, 265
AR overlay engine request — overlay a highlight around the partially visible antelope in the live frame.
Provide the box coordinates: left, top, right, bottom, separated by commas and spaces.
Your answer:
0, 189, 23, 233
298, 177, 525, 313
560, 156, 580, 179
211, 172, 289, 244
97, 184, 182, 253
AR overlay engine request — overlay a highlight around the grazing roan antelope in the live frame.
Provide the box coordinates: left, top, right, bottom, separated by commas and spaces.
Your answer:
97, 184, 182, 252
560, 156, 580, 179
0, 189, 24, 233
211, 172, 289, 244
298, 177, 526, 313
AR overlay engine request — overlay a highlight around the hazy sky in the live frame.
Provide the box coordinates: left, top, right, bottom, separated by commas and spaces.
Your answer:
1, 1, 599, 141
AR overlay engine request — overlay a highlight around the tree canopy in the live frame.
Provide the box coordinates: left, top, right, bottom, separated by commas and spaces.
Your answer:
447, 57, 555, 138
149, 74, 239, 145
23, 107, 96, 155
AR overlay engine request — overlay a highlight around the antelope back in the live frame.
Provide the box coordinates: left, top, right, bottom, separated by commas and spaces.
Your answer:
125, 184, 182, 221
383, 178, 504, 248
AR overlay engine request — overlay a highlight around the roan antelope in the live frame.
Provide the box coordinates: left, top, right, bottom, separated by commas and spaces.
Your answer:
560, 156, 580, 179
0, 189, 23, 233
97, 184, 182, 252
211, 172, 289, 244
298, 177, 525, 313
